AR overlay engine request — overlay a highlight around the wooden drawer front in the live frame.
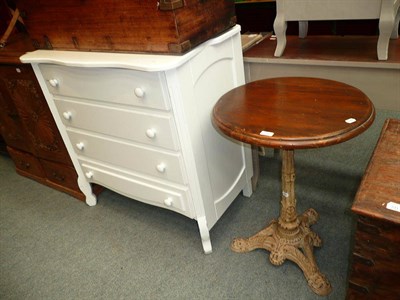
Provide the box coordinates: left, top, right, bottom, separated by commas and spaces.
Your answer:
54, 98, 179, 151
354, 216, 400, 258
350, 249, 400, 282
349, 252, 400, 297
67, 129, 186, 184
0, 76, 33, 153
7, 147, 45, 178
348, 217, 400, 298
39, 64, 170, 110
40, 159, 80, 191
80, 162, 192, 217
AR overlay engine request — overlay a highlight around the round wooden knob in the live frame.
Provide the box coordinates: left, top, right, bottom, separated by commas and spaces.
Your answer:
134, 87, 145, 98
85, 171, 93, 179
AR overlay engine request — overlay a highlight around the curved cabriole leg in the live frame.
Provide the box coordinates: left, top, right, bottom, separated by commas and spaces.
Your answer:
230, 150, 331, 296
197, 216, 212, 254
377, 1, 399, 60
273, 15, 287, 57
78, 176, 97, 206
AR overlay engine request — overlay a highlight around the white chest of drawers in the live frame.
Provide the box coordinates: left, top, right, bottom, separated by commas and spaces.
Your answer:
20, 26, 253, 254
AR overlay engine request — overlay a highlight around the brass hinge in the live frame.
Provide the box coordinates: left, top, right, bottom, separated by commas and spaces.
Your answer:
158, 0, 184, 11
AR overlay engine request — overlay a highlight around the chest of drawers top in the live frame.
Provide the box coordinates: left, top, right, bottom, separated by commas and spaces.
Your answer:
19, 26, 238, 70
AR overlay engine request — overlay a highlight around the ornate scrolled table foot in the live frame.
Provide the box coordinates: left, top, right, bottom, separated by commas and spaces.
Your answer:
230, 211, 332, 296
230, 150, 332, 296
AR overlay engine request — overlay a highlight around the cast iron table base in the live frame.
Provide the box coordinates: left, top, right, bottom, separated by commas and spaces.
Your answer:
231, 150, 331, 296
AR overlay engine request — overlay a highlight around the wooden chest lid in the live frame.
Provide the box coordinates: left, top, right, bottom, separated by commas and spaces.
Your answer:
352, 118, 400, 225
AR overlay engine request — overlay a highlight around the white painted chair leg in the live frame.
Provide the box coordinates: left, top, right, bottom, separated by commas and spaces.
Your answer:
273, 16, 287, 57
377, 32, 390, 60
299, 21, 308, 38
197, 216, 212, 254
377, 1, 399, 60
78, 176, 97, 206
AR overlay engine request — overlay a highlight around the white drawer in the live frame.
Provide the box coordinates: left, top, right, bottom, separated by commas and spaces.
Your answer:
67, 129, 186, 184
55, 98, 179, 151
80, 161, 192, 217
39, 64, 170, 110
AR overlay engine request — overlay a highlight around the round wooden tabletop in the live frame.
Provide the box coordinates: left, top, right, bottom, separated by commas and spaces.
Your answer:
212, 77, 375, 149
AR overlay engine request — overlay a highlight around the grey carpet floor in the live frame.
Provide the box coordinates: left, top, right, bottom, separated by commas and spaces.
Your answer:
1, 109, 399, 300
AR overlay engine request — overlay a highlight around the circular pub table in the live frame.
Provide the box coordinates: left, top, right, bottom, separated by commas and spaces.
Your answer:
212, 77, 375, 296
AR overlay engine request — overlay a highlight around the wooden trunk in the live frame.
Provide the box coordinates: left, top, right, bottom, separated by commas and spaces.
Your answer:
347, 119, 400, 299
14, 0, 236, 54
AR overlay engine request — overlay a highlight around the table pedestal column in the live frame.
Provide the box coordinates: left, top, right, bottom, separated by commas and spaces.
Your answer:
231, 150, 332, 296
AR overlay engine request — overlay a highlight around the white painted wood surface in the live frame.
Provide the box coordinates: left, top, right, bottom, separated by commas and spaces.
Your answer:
274, 0, 400, 60
21, 25, 253, 254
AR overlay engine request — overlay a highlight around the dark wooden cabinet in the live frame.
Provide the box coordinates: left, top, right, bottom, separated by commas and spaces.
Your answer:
348, 216, 400, 298
0, 33, 88, 200
347, 119, 400, 299
0, 64, 69, 161
0, 68, 32, 153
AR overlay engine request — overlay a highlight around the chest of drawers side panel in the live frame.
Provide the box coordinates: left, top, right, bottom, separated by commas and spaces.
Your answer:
164, 30, 253, 230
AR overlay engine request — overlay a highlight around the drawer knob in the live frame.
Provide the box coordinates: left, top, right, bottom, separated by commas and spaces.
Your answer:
145, 128, 157, 139
49, 79, 59, 87
156, 163, 166, 173
76, 142, 85, 151
164, 197, 173, 207
85, 171, 93, 179
63, 111, 72, 120
134, 87, 145, 98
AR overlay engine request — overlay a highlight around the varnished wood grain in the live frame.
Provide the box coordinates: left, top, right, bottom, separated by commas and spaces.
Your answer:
213, 77, 375, 149
352, 119, 400, 224
0, 32, 34, 64
14, 0, 235, 54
